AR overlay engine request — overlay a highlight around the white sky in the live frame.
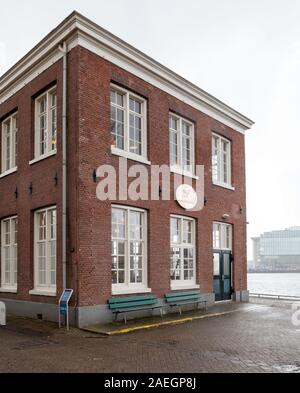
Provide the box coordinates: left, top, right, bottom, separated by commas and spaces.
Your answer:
1, 0, 300, 259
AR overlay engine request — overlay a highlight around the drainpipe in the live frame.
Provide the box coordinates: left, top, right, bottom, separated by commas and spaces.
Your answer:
59, 42, 67, 290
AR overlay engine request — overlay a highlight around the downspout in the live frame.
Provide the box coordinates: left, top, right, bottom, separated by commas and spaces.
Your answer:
59, 42, 67, 290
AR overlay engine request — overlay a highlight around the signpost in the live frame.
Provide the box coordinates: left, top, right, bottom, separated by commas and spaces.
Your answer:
58, 289, 73, 330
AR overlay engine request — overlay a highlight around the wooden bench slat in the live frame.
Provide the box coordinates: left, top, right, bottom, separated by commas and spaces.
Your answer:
108, 295, 157, 304
165, 291, 200, 298
112, 305, 162, 313
109, 299, 158, 309
165, 294, 201, 303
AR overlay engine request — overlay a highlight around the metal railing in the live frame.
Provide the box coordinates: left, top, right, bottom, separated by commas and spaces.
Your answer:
250, 293, 300, 301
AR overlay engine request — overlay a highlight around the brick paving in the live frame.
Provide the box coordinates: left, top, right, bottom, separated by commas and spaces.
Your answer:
0, 302, 300, 373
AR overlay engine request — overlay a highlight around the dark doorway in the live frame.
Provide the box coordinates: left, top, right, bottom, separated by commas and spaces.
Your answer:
213, 250, 232, 301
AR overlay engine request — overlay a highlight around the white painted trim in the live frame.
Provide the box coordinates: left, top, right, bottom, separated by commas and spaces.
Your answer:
29, 289, 57, 297
170, 166, 199, 180
212, 181, 235, 191
170, 215, 197, 287
213, 222, 233, 251
111, 287, 152, 295
169, 113, 195, 175
111, 205, 148, 291
29, 149, 57, 165
1, 216, 18, 289
0, 287, 17, 293
170, 284, 200, 291
0, 12, 254, 134
111, 146, 151, 165
33, 206, 57, 293
0, 167, 17, 178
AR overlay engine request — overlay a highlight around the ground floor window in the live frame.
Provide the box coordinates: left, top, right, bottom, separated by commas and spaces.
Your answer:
170, 215, 196, 288
213, 222, 232, 250
111, 205, 147, 293
1, 216, 17, 290
33, 206, 56, 293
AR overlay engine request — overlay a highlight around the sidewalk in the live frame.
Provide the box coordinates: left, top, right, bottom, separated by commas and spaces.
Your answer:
81, 302, 257, 335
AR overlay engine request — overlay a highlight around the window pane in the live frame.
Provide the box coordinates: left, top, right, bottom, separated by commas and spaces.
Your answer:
111, 207, 146, 287
171, 217, 180, 243
170, 217, 195, 283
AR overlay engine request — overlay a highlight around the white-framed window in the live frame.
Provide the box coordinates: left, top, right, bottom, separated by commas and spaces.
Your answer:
110, 85, 147, 160
1, 113, 18, 174
33, 206, 56, 293
213, 222, 232, 250
212, 133, 232, 187
170, 215, 196, 288
34, 87, 57, 159
111, 205, 148, 293
1, 216, 17, 290
169, 113, 195, 176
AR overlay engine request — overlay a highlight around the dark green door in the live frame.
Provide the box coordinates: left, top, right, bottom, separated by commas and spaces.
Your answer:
213, 251, 232, 301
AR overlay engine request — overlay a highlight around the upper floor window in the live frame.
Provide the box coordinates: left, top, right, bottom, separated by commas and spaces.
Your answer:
169, 114, 195, 175
1, 113, 18, 174
110, 85, 147, 160
212, 133, 231, 187
34, 87, 57, 159
170, 215, 196, 288
1, 216, 18, 290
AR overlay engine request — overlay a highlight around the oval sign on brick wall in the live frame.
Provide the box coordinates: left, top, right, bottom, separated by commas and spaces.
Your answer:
176, 184, 198, 210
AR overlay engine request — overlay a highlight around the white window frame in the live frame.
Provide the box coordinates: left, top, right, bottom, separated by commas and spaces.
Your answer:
213, 222, 233, 251
33, 86, 57, 161
111, 205, 150, 295
169, 113, 195, 177
1, 112, 18, 176
170, 215, 198, 290
212, 133, 233, 189
0, 216, 18, 292
30, 206, 57, 296
110, 84, 148, 163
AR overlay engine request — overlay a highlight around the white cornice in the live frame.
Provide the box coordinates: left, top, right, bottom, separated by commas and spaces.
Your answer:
0, 11, 254, 133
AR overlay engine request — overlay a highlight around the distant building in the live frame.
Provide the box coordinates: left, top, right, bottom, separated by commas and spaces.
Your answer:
252, 227, 300, 272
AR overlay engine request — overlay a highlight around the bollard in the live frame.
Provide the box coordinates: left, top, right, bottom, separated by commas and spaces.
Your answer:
0, 301, 6, 326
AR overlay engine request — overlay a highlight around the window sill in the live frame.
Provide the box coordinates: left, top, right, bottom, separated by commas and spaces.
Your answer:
29, 150, 57, 165
0, 167, 17, 178
29, 289, 57, 297
111, 146, 151, 165
170, 166, 198, 180
212, 181, 235, 191
170, 283, 200, 291
111, 287, 152, 296
0, 287, 17, 293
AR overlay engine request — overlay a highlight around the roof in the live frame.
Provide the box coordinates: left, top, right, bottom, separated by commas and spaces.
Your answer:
0, 11, 254, 133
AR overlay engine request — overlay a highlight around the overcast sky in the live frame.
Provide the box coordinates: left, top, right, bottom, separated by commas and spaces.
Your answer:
1, 0, 300, 259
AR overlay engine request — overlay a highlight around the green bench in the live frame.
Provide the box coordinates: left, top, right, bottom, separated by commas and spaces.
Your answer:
165, 290, 207, 315
108, 295, 163, 323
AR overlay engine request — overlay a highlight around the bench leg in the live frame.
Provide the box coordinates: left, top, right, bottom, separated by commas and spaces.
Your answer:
124, 312, 127, 324
160, 308, 163, 319
114, 312, 118, 322
179, 305, 182, 316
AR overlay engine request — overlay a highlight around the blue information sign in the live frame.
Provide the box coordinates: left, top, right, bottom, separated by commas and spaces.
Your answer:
58, 289, 73, 330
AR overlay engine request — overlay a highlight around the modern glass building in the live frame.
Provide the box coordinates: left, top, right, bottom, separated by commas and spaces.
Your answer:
252, 227, 300, 271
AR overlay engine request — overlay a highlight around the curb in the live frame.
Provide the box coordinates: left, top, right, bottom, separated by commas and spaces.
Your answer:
82, 307, 245, 336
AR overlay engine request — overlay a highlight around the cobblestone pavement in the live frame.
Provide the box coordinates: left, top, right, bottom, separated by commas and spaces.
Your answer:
0, 303, 300, 373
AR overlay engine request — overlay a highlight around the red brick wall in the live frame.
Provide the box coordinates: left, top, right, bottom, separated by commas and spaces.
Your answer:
0, 48, 80, 306
0, 45, 247, 308
75, 46, 247, 307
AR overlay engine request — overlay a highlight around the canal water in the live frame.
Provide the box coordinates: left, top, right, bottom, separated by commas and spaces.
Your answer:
247, 273, 300, 297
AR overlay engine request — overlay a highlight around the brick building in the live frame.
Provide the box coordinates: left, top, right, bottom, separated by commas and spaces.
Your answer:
0, 11, 254, 327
